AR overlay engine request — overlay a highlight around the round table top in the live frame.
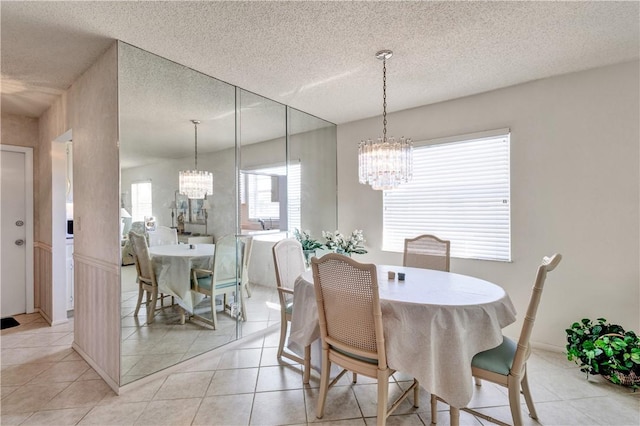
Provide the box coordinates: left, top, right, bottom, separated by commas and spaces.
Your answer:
299, 264, 508, 307
148, 243, 214, 258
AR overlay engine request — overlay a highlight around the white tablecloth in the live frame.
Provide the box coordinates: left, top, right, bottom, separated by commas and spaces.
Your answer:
288, 264, 517, 409
149, 243, 215, 313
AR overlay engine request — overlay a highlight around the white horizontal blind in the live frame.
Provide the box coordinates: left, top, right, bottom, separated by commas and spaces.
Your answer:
383, 133, 511, 261
287, 163, 301, 232
243, 164, 301, 231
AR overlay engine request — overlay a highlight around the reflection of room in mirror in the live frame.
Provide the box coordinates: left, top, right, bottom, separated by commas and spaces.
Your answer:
118, 42, 337, 387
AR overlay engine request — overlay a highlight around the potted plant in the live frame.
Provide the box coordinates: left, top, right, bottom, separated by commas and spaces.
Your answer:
293, 229, 325, 266
566, 318, 640, 387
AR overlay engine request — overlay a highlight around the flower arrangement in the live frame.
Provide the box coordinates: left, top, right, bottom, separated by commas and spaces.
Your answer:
322, 229, 368, 255
293, 229, 324, 252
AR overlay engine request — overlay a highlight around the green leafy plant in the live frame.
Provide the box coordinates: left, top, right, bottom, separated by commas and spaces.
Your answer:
293, 229, 324, 251
566, 318, 640, 387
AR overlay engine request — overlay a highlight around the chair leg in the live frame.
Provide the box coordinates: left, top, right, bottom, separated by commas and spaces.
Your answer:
277, 314, 288, 361
430, 394, 438, 425
211, 293, 218, 329
521, 367, 538, 420
302, 345, 311, 384
376, 370, 390, 426
474, 377, 482, 386
134, 285, 144, 316
413, 380, 420, 407
147, 289, 158, 324
449, 406, 460, 426
352, 372, 358, 383
316, 350, 331, 419
508, 378, 524, 426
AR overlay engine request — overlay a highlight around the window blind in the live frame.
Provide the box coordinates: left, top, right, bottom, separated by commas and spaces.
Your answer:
131, 181, 152, 222
243, 164, 301, 231
383, 133, 511, 261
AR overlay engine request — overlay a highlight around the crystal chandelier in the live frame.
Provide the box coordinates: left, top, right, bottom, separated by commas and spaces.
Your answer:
179, 120, 213, 199
358, 50, 413, 190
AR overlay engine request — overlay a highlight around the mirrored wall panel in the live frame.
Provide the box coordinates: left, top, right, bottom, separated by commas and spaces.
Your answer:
118, 42, 337, 386
118, 43, 237, 385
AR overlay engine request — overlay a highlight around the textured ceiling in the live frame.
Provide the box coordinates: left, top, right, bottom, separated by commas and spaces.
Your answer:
2, 1, 639, 125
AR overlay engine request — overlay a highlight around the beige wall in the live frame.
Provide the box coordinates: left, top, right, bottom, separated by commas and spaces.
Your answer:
336, 60, 640, 349
36, 43, 120, 388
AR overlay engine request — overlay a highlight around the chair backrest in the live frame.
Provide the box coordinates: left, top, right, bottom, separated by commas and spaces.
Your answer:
511, 254, 562, 375
213, 235, 244, 284
311, 253, 387, 367
148, 226, 178, 247
129, 231, 155, 283
273, 238, 306, 292
403, 234, 450, 271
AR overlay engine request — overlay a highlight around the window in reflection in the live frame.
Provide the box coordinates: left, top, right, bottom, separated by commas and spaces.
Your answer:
131, 181, 152, 222
240, 164, 300, 233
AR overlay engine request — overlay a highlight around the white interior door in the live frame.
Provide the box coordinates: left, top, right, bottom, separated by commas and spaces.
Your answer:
1, 150, 28, 317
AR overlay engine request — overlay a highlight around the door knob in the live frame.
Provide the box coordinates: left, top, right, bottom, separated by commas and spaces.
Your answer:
15, 239, 24, 246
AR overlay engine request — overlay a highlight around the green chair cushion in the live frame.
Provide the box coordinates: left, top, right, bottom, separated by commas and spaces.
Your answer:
332, 346, 378, 365
195, 276, 212, 290
215, 279, 239, 290
471, 335, 516, 376
195, 276, 239, 291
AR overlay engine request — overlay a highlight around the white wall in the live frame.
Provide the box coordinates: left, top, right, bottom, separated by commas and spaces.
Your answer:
337, 61, 640, 350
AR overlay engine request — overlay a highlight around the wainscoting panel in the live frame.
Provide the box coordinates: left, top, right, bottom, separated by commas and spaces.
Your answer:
34, 242, 52, 322
73, 254, 120, 386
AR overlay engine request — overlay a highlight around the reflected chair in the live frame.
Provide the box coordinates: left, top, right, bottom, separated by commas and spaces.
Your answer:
431, 254, 562, 426
129, 231, 172, 324
272, 238, 310, 382
403, 234, 450, 271
311, 254, 419, 426
191, 235, 246, 329
240, 236, 253, 298
148, 225, 178, 247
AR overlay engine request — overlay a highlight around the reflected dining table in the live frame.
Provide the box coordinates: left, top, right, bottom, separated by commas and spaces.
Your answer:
288, 264, 517, 411
148, 243, 215, 314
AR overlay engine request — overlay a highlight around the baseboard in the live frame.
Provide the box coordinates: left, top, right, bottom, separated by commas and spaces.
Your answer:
530, 340, 565, 353
72, 342, 120, 394
38, 308, 53, 326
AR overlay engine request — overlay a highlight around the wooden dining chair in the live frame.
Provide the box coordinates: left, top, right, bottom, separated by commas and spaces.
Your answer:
311, 253, 420, 426
191, 235, 245, 329
272, 238, 310, 383
403, 234, 450, 271
128, 231, 172, 324
431, 253, 562, 426
148, 225, 178, 247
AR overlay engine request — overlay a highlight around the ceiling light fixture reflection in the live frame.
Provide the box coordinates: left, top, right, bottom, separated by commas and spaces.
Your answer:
179, 119, 213, 199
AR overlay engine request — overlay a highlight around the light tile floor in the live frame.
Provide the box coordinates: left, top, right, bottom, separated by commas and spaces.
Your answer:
2, 312, 639, 425
120, 264, 280, 385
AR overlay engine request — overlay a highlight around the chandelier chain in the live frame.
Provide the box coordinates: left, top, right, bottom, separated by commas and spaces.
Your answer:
382, 58, 387, 142
194, 121, 198, 170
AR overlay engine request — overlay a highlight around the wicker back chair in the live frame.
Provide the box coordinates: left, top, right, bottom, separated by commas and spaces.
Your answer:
432, 253, 562, 426
129, 230, 169, 324
311, 254, 419, 425
272, 238, 310, 382
403, 234, 450, 271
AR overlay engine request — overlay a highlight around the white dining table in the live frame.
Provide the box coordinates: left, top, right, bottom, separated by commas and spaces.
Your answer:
288, 264, 517, 410
148, 243, 215, 313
